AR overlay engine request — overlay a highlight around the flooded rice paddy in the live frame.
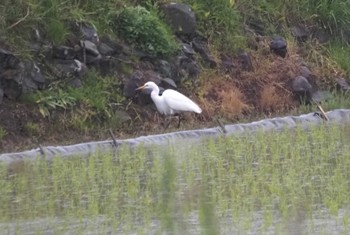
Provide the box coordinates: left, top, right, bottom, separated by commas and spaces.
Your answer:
0, 124, 350, 234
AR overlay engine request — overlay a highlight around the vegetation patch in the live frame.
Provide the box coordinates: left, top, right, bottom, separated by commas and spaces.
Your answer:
113, 6, 179, 56
184, 0, 245, 52
1, 0, 350, 150
0, 124, 349, 233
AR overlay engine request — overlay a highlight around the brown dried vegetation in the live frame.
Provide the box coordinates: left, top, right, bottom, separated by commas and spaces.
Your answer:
199, 37, 310, 120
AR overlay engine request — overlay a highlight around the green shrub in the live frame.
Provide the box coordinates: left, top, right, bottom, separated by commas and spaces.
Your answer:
113, 6, 179, 56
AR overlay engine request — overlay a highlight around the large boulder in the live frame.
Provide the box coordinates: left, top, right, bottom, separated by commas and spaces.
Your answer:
0, 48, 46, 100
270, 36, 287, 58
192, 36, 217, 68
161, 3, 196, 35
291, 25, 309, 42
335, 77, 350, 91
52, 45, 77, 60
292, 75, 313, 103
71, 21, 100, 45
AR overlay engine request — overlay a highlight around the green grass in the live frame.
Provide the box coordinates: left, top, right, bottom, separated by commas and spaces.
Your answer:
329, 42, 350, 73
297, 91, 350, 115
21, 70, 126, 130
0, 126, 7, 140
2, 0, 350, 54
0, 123, 350, 234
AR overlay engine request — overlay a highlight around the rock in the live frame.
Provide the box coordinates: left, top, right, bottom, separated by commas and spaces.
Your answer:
73, 59, 88, 78
93, 56, 133, 76
335, 77, 350, 91
84, 54, 102, 65
21, 62, 45, 93
161, 3, 196, 35
292, 75, 313, 103
181, 43, 195, 56
68, 78, 82, 88
98, 37, 127, 56
123, 71, 143, 98
300, 66, 312, 78
98, 42, 115, 56
291, 25, 309, 42
81, 40, 100, 57
176, 55, 201, 79
0, 48, 20, 69
30, 63, 45, 83
313, 29, 329, 44
143, 70, 162, 84
1, 61, 23, 100
311, 90, 331, 103
155, 60, 174, 79
2, 79, 22, 100
124, 70, 166, 105
269, 36, 287, 58
192, 37, 217, 68
72, 22, 99, 44
238, 51, 253, 71
1, 56, 46, 99
292, 76, 312, 92
28, 29, 43, 53
52, 45, 76, 60
159, 78, 177, 89
220, 54, 235, 73
48, 59, 84, 79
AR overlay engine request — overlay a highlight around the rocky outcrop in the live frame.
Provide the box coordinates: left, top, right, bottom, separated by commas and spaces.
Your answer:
161, 3, 196, 35
0, 6, 217, 106
0, 2, 342, 112
0, 48, 45, 102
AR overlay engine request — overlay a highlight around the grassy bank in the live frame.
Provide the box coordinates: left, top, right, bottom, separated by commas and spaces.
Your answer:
1, 123, 349, 233
1, 0, 350, 150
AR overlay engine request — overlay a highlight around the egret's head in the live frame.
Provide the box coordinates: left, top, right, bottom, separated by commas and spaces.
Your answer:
136, 81, 157, 91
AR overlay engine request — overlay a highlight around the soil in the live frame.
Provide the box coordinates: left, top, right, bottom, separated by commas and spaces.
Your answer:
0, 98, 215, 154
0, 38, 336, 154
0, 95, 293, 154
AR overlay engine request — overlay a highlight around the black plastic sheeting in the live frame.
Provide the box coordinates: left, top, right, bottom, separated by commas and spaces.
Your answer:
1, 109, 350, 165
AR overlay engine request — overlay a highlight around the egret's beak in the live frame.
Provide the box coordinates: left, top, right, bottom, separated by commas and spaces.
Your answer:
135, 85, 145, 91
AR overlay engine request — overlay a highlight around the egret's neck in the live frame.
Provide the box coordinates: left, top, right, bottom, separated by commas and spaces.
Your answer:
150, 88, 161, 100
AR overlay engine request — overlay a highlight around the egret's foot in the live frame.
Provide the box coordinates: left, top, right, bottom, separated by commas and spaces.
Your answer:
153, 112, 160, 123
176, 114, 185, 128
163, 116, 172, 130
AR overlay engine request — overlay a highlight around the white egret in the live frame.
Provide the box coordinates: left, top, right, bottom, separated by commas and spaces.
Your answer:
136, 81, 202, 127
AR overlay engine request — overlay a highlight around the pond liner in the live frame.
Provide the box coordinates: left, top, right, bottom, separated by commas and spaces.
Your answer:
0, 109, 350, 165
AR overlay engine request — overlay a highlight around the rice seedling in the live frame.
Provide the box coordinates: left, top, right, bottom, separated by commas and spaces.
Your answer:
0, 123, 349, 234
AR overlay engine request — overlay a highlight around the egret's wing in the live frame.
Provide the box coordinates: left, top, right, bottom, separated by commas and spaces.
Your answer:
163, 89, 202, 113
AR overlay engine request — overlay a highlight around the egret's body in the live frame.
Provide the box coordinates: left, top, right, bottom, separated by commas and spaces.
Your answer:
136, 81, 202, 126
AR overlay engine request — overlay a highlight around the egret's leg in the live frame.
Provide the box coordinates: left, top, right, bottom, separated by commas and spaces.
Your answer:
176, 113, 184, 128
163, 116, 171, 130
153, 112, 160, 123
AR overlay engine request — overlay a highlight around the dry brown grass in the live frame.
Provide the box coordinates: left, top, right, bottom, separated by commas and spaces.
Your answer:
259, 84, 292, 112
218, 87, 251, 119
198, 72, 250, 120
198, 36, 310, 120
